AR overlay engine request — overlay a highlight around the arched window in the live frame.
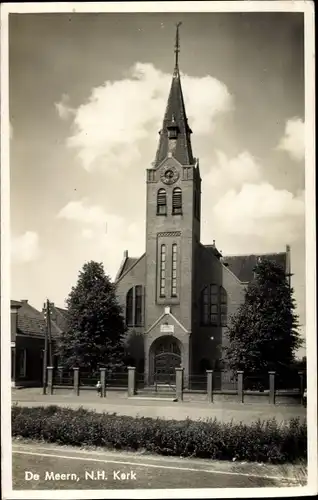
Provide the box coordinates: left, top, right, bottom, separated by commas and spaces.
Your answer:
210, 284, 218, 325
157, 189, 167, 215
172, 187, 182, 215
220, 286, 227, 326
202, 286, 209, 325
135, 285, 143, 326
159, 244, 166, 297
171, 243, 178, 297
126, 288, 134, 326
201, 284, 219, 326
126, 286, 144, 327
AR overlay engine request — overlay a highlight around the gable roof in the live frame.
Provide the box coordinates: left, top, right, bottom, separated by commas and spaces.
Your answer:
50, 305, 69, 333
222, 252, 287, 283
11, 300, 62, 338
120, 258, 139, 277
115, 253, 145, 283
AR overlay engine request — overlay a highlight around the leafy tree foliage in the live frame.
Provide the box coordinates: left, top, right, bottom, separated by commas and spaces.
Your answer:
56, 261, 126, 374
222, 259, 303, 374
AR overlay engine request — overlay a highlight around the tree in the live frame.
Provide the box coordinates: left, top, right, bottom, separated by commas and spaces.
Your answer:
56, 261, 126, 374
222, 259, 303, 374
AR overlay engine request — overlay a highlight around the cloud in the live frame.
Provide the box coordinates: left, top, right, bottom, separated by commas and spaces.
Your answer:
60, 63, 233, 172
55, 93, 75, 120
205, 151, 262, 192
11, 231, 41, 263
57, 199, 108, 227
277, 117, 305, 161
57, 199, 144, 278
212, 183, 305, 244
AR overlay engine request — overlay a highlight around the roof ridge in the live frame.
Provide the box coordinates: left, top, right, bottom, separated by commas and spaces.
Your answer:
223, 251, 287, 258
115, 253, 146, 284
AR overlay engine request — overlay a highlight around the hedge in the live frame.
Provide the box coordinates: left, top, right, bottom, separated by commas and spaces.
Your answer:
11, 405, 307, 464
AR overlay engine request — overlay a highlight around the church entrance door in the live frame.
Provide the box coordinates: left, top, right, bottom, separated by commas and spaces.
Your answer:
153, 337, 181, 386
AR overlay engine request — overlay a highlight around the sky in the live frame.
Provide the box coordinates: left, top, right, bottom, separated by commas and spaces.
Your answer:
9, 12, 306, 353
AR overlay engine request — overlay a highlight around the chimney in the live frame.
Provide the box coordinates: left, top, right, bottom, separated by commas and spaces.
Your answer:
20, 299, 28, 304
124, 250, 128, 259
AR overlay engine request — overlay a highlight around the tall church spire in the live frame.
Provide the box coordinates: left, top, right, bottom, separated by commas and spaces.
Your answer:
174, 21, 181, 72
153, 24, 194, 167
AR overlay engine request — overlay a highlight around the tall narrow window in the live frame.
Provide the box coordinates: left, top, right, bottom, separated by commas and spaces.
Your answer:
202, 286, 209, 325
157, 189, 167, 215
126, 288, 134, 326
220, 287, 227, 326
171, 244, 178, 297
210, 284, 218, 324
159, 244, 166, 297
172, 187, 182, 214
135, 285, 143, 326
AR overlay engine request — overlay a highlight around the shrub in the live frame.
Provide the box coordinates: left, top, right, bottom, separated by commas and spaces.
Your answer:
11, 406, 307, 464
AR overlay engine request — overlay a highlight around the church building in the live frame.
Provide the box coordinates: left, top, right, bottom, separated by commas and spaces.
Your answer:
115, 26, 290, 386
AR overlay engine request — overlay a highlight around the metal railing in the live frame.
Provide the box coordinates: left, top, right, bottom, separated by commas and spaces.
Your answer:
188, 374, 207, 392
243, 373, 269, 392
213, 370, 238, 391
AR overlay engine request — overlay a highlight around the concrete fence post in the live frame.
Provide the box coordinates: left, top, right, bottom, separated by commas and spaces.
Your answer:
73, 367, 80, 396
237, 371, 244, 403
269, 371, 276, 404
47, 366, 54, 395
57, 365, 63, 385
175, 367, 184, 401
206, 370, 214, 403
298, 371, 304, 404
100, 367, 106, 398
128, 366, 136, 397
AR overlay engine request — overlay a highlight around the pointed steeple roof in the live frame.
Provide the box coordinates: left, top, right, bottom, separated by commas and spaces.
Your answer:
154, 23, 194, 167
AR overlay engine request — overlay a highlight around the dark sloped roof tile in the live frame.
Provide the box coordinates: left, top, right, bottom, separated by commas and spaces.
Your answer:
13, 300, 61, 337
222, 253, 287, 283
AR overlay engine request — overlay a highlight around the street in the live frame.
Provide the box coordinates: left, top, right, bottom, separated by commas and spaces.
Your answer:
12, 388, 306, 424
12, 441, 307, 490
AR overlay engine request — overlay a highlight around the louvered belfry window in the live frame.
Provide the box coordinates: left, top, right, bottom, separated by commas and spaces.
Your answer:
157, 188, 167, 215
172, 187, 182, 214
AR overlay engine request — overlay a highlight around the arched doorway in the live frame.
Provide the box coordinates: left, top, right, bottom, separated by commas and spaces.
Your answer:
153, 336, 181, 385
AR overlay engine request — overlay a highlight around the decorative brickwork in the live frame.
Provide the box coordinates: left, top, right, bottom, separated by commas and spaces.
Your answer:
157, 231, 181, 238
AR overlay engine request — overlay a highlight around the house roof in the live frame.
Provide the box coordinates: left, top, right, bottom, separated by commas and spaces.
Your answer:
51, 305, 69, 333
11, 300, 62, 338
222, 252, 287, 283
11, 300, 22, 308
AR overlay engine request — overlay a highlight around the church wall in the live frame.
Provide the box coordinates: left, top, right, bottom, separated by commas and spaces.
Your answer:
190, 245, 247, 372
115, 256, 146, 368
191, 244, 223, 372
